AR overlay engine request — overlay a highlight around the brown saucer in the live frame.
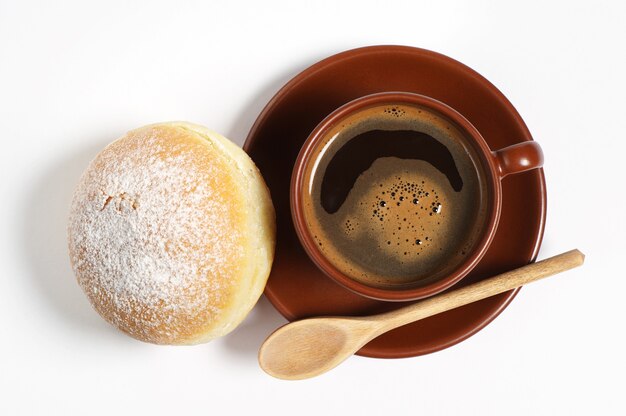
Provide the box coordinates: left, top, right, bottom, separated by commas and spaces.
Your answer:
244, 46, 546, 358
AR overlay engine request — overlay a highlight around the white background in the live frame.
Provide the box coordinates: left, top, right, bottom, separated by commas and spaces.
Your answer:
1, 1, 624, 414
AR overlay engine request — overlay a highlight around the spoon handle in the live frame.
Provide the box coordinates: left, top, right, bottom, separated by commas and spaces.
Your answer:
370, 249, 584, 333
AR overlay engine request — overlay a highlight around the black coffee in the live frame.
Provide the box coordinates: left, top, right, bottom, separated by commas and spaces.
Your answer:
301, 103, 489, 287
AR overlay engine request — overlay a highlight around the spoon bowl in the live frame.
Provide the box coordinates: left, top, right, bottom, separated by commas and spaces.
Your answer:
259, 318, 377, 379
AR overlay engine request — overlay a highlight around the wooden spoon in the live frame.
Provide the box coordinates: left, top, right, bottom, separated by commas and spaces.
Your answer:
259, 249, 584, 380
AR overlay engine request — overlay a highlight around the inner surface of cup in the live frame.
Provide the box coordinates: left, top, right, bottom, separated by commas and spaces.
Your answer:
295, 96, 494, 292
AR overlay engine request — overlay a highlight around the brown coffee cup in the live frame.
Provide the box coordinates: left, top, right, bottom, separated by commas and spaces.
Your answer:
291, 92, 543, 301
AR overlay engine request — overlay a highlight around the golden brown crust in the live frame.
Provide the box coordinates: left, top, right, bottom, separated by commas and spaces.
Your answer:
68, 122, 276, 344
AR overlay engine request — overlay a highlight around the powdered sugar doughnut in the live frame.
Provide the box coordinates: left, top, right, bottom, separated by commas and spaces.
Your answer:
68, 122, 275, 344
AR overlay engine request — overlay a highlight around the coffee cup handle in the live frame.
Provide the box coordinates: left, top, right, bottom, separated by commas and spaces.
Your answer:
493, 141, 544, 178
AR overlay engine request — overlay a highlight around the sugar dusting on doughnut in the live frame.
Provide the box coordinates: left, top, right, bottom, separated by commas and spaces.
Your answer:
68, 123, 275, 344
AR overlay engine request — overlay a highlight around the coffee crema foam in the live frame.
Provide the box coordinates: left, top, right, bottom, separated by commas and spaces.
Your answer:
302, 103, 489, 287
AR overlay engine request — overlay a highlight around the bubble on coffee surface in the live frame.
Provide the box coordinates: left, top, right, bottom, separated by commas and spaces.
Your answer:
303, 102, 488, 286
383, 106, 406, 118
